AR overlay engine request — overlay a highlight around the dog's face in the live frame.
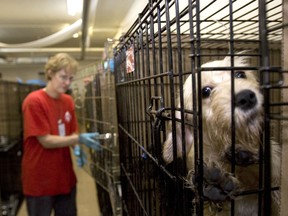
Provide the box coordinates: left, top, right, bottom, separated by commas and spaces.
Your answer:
163, 55, 263, 164
199, 57, 263, 155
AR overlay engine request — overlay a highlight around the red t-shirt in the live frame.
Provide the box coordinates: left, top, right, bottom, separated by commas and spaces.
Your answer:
21, 89, 78, 196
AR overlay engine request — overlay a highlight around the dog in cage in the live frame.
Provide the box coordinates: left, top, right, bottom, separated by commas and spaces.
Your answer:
162, 54, 281, 216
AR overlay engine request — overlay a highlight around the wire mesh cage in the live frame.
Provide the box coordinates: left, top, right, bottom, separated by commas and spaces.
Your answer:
0, 81, 42, 216
113, 0, 285, 215
0, 81, 41, 146
0, 81, 22, 145
71, 51, 122, 216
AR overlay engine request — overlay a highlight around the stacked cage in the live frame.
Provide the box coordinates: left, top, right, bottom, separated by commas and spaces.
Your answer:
71, 51, 121, 216
0, 81, 42, 216
114, 0, 284, 215
0, 81, 41, 144
0, 81, 22, 144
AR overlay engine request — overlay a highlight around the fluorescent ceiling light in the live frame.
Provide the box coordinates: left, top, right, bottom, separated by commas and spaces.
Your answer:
67, 0, 83, 16
73, 32, 80, 38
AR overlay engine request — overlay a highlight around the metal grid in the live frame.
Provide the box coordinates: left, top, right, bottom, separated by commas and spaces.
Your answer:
0, 81, 21, 144
0, 81, 40, 145
113, 0, 284, 215
0, 81, 41, 216
71, 55, 121, 216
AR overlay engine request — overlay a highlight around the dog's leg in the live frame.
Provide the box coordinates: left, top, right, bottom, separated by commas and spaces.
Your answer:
189, 161, 240, 203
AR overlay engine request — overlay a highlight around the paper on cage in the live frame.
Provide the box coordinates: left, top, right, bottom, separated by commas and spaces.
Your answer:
126, 46, 134, 73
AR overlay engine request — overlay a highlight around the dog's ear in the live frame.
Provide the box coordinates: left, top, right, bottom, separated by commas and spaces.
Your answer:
162, 110, 194, 164
162, 129, 174, 164
163, 74, 195, 164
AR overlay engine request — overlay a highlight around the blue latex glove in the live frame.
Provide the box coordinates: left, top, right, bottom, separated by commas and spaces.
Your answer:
73, 145, 87, 167
79, 132, 102, 151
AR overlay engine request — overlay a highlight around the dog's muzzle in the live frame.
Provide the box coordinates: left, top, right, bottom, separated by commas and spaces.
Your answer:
235, 90, 257, 111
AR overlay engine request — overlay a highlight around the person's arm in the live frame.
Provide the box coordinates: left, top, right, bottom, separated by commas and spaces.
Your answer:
37, 132, 102, 150
37, 134, 79, 149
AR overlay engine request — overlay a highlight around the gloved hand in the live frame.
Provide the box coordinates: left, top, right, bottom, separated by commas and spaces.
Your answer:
79, 132, 102, 151
73, 145, 87, 167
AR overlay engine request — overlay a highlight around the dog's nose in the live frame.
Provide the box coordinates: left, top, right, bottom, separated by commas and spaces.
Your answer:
235, 90, 257, 111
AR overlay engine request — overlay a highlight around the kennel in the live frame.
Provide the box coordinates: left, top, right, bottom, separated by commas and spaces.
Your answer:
113, 0, 285, 215
0, 81, 41, 143
71, 47, 122, 216
0, 81, 42, 216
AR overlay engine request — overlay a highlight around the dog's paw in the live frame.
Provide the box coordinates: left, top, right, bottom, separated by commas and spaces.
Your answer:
225, 146, 258, 166
191, 163, 239, 202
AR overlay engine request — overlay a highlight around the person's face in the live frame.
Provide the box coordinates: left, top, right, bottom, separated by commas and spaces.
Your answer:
50, 69, 74, 94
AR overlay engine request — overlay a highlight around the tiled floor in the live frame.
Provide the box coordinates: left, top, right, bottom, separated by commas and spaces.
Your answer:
17, 151, 101, 216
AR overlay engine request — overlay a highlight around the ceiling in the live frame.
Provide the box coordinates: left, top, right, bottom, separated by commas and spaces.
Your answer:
0, 0, 147, 65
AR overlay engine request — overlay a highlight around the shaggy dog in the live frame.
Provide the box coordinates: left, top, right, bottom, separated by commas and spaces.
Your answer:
162, 55, 281, 215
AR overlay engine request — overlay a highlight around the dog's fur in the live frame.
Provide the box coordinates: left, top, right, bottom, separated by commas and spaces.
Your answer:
162, 55, 281, 215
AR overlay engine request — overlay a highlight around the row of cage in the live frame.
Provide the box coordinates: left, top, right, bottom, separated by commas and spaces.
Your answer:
74, 0, 287, 215
0, 81, 42, 216
0, 81, 41, 145
71, 56, 121, 216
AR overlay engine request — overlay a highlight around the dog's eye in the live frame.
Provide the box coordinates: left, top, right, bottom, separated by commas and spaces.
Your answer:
202, 86, 213, 98
235, 71, 247, 79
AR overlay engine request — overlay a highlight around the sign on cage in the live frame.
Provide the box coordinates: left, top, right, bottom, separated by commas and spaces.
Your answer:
126, 45, 135, 74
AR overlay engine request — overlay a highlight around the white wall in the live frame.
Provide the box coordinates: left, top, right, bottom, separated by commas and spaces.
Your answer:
0, 59, 96, 83
0, 64, 45, 83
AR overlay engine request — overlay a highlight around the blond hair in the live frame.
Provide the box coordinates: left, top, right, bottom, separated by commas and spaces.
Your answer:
44, 53, 78, 80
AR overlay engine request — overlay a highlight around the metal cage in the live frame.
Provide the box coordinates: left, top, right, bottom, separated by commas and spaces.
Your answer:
0, 81, 41, 216
71, 50, 122, 216
113, 0, 285, 215
0, 81, 41, 144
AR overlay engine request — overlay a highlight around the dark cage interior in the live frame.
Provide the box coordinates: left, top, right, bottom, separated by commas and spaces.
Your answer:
114, 0, 285, 215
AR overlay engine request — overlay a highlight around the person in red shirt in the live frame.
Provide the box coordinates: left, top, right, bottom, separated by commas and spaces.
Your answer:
22, 53, 101, 216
